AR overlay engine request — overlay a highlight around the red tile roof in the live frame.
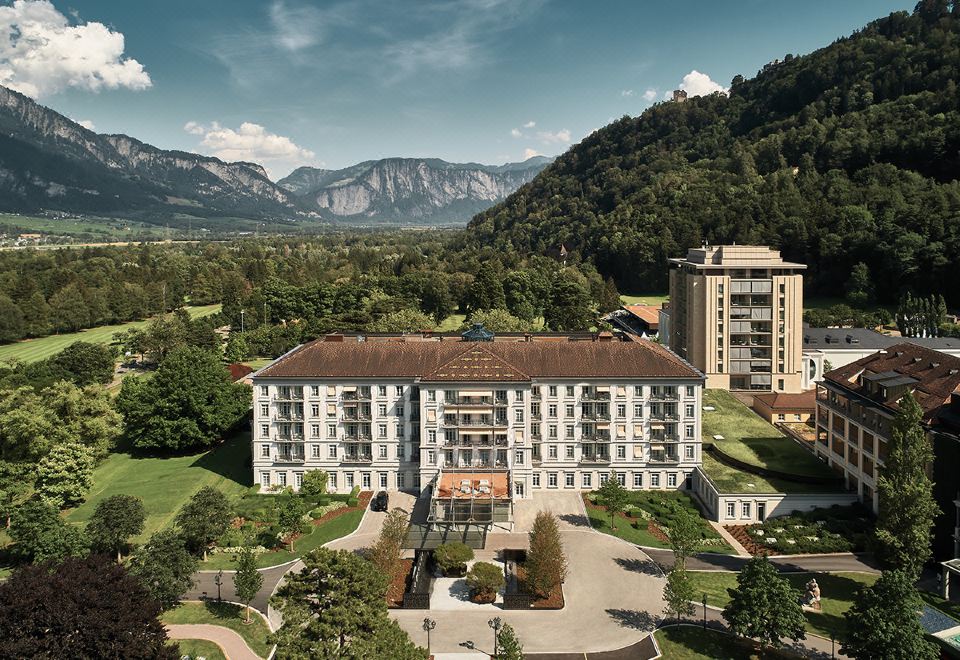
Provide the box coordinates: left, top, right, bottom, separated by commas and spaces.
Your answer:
753, 390, 816, 411
256, 336, 700, 381
227, 363, 254, 381
623, 304, 661, 329
824, 343, 960, 421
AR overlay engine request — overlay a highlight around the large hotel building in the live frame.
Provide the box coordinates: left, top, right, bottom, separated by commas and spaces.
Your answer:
668, 245, 805, 392
251, 328, 704, 524
815, 343, 960, 560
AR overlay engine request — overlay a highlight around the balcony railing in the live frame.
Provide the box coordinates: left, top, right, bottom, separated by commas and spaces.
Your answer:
582, 433, 612, 442
274, 412, 304, 421
581, 392, 611, 402
580, 455, 611, 464
277, 454, 305, 463
649, 453, 681, 464
341, 391, 371, 401
342, 454, 373, 463
275, 434, 305, 442
273, 391, 304, 401
581, 412, 611, 422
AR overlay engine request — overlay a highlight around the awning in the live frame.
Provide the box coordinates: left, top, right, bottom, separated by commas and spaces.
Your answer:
651, 443, 665, 451
595, 386, 611, 393
650, 423, 665, 430
597, 422, 610, 429
461, 390, 493, 397
342, 386, 357, 393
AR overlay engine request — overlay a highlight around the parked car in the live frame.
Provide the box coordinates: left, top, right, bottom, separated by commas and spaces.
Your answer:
371, 490, 389, 512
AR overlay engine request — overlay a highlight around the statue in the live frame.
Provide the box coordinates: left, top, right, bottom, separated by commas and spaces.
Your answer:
800, 578, 822, 611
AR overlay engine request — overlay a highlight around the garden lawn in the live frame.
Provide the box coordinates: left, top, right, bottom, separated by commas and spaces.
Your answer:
171, 639, 226, 660
654, 625, 800, 659
162, 601, 273, 659
620, 293, 669, 306
702, 390, 835, 478
436, 313, 467, 332
0, 304, 221, 364
586, 505, 672, 548
65, 431, 251, 542
200, 508, 365, 569
699, 454, 836, 494
687, 571, 878, 639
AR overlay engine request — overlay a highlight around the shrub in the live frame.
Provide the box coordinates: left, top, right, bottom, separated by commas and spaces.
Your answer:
466, 561, 504, 602
346, 497, 359, 508
300, 470, 328, 499
315, 495, 331, 506
309, 502, 346, 519
434, 542, 474, 576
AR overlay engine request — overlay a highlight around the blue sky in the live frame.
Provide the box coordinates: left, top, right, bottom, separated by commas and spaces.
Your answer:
0, 0, 913, 178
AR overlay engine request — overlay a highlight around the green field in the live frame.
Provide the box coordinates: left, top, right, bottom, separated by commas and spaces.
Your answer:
687, 570, 878, 639
170, 639, 226, 660
621, 293, 669, 307
0, 213, 170, 240
65, 431, 251, 542
0, 304, 221, 365
162, 601, 273, 658
436, 313, 467, 332
654, 625, 800, 659
701, 390, 835, 491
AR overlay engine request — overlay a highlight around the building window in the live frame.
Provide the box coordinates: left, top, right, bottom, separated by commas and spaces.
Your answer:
260, 444, 270, 458
260, 403, 269, 417
515, 450, 524, 465
328, 445, 337, 458
378, 445, 387, 459
427, 390, 436, 402
260, 385, 269, 397
515, 390, 524, 402
398, 444, 406, 459
633, 473, 643, 488
565, 473, 575, 487
685, 445, 695, 459
311, 444, 320, 458
549, 386, 557, 397
396, 406, 405, 417
777, 413, 786, 422
685, 385, 695, 398
668, 473, 677, 488
616, 472, 626, 486
378, 404, 387, 416
565, 404, 575, 417
545, 472, 557, 487
327, 424, 337, 437
634, 386, 643, 397
565, 425, 575, 439
378, 385, 387, 397
725, 502, 735, 518
582, 473, 592, 488
741, 502, 751, 518
599, 472, 609, 485
427, 450, 436, 464
617, 404, 626, 418
261, 424, 269, 437
311, 404, 320, 417
532, 473, 541, 487
395, 386, 404, 397
260, 472, 271, 488
379, 473, 388, 489
616, 445, 626, 459
565, 445, 575, 459
295, 472, 303, 489
311, 424, 320, 438
548, 445, 558, 459
515, 409, 524, 423
378, 424, 388, 438
685, 404, 695, 418
277, 472, 287, 487
548, 425, 558, 438
634, 404, 643, 418
651, 473, 660, 487
361, 473, 371, 489
686, 424, 695, 439
548, 404, 558, 418
345, 473, 354, 488
397, 472, 405, 489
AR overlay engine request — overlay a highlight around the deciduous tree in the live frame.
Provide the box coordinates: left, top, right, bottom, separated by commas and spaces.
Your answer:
233, 546, 264, 624
722, 557, 806, 651
129, 529, 198, 611
49, 341, 115, 386
666, 504, 703, 568
9, 498, 89, 563
175, 486, 233, 560
663, 566, 696, 623
0, 555, 176, 659
596, 473, 629, 530
117, 346, 251, 451
87, 494, 146, 561
299, 470, 328, 499
277, 496, 307, 552
33, 442, 94, 508
367, 508, 409, 581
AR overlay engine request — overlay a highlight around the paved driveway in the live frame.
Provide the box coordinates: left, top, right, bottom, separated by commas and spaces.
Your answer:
391, 491, 667, 655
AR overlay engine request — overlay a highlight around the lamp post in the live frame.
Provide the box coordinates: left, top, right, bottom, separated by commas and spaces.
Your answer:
240, 309, 245, 333
702, 593, 708, 629
488, 617, 502, 657
830, 632, 835, 659
214, 569, 223, 602
422, 617, 436, 656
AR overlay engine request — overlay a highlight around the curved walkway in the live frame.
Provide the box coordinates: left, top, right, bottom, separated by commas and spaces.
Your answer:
166, 624, 260, 660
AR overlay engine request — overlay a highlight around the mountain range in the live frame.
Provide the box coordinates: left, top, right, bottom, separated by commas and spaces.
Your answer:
0, 84, 551, 225
470, 4, 960, 303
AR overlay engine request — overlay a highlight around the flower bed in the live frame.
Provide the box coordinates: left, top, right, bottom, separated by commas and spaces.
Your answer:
386, 558, 414, 608
725, 504, 874, 556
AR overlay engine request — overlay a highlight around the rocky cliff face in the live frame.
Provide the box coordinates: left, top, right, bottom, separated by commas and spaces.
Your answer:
0, 84, 297, 216
279, 157, 552, 223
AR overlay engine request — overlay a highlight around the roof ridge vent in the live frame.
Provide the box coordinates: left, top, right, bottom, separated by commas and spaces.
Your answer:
932, 362, 941, 368
895, 351, 903, 357
914, 357, 922, 363
950, 369, 959, 375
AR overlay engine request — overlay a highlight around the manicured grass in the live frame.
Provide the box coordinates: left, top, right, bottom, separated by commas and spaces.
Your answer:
436, 313, 467, 332
701, 390, 836, 487
200, 508, 365, 569
162, 601, 273, 659
699, 454, 835, 495
621, 293, 669, 306
687, 570, 878, 639
586, 505, 673, 549
241, 358, 274, 370
654, 625, 800, 659
0, 304, 221, 364
65, 431, 251, 542
171, 639, 226, 660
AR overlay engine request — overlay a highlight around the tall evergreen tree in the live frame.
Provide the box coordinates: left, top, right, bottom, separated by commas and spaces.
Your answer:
874, 391, 939, 577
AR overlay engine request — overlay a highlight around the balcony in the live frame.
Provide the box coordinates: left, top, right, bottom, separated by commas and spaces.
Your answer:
342, 454, 373, 464
447, 397, 494, 408
580, 455, 611, 465
582, 433, 611, 442
273, 391, 303, 401
274, 411, 304, 421
581, 392, 611, 402
275, 434, 305, 442
648, 392, 679, 402
277, 454, 305, 463
581, 412, 611, 422
649, 453, 681, 464
343, 434, 372, 442
341, 391, 371, 402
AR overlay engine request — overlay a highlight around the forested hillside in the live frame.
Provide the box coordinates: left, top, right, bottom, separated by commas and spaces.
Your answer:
470, 3, 960, 303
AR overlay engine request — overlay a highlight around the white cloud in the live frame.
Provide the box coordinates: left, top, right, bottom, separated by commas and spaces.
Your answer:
522, 120, 536, 128
76, 119, 95, 131
523, 148, 542, 160
642, 88, 657, 102
620, 89, 634, 97
668, 70, 728, 99
0, 0, 151, 98
537, 128, 571, 145
185, 121, 316, 177
510, 128, 522, 138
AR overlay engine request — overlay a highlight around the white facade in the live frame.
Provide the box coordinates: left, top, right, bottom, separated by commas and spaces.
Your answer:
251, 377, 703, 498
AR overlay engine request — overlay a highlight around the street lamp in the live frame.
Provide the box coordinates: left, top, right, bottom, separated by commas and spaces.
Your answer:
214, 569, 224, 602
702, 592, 708, 629
488, 617, 503, 657
240, 309, 245, 333
422, 617, 436, 655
